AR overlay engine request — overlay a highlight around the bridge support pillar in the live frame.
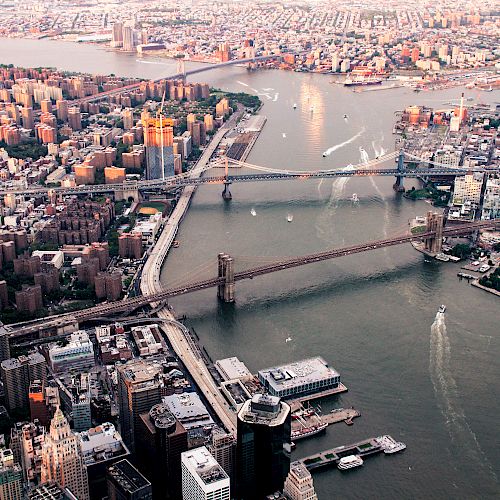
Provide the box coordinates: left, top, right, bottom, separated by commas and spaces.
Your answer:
217, 253, 235, 302
393, 150, 406, 192
115, 181, 140, 202
425, 211, 444, 253
222, 181, 232, 201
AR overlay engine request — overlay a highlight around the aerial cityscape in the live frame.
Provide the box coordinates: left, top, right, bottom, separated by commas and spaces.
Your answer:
0, 0, 498, 498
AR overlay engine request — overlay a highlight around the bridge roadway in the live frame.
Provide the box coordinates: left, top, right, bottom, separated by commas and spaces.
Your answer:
7, 219, 498, 341
2, 166, 500, 198
72, 54, 281, 105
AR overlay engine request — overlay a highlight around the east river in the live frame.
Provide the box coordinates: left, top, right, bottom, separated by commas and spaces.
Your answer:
2, 38, 499, 499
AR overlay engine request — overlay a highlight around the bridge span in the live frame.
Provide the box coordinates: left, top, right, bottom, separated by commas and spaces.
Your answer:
1, 151, 499, 198
6, 219, 498, 342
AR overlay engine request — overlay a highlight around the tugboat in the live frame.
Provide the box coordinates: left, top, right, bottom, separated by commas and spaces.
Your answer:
438, 304, 446, 313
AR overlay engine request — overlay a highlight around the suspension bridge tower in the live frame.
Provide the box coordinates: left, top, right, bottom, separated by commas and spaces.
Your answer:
393, 149, 406, 192
176, 58, 186, 82
217, 253, 235, 302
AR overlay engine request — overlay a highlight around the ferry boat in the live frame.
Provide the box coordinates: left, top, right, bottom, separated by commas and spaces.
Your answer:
337, 455, 364, 470
344, 76, 382, 87
291, 422, 327, 441
375, 435, 407, 454
287, 213, 294, 222
438, 304, 446, 313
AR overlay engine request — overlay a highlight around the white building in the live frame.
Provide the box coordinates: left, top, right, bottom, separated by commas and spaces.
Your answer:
133, 212, 162, 245
481, 177, 500, 220
181, 447, 230, 500
31, 250, 64, 269
452, 173, 484, 207
48, 331, 94, 373
130, 324, 164, 357
214, 357, 252, 381
283, 461, 318, 500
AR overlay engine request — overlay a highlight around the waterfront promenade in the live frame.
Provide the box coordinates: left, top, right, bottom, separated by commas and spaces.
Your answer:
140, 109, 245, 434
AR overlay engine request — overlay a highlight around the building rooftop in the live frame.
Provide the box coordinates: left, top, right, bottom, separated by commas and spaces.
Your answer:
238, 394, 290, 427
163, 393, 214, 430
215, 357, 252, 381
108, 459, 151, 493
77, 422, 129, 465
289, 460, 311, 480
258, 357, 340, 392
182, 446, 228, 486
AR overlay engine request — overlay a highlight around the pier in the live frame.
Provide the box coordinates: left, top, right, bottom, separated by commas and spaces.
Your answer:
300, 437, 382, 472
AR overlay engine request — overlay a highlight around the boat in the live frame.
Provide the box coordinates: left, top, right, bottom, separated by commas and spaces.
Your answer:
435, 253, 450, 262
293, 103, 297, 109
291, 422, 327, 441
285, 336, 292, 343
337, 455, 364, 470
287, 213, 293, 222
310, 105, 314, 112
250, 208, 257, 216
375, 435, 407, 454
344, 76, 382, 87
438, 304, 446, 313
351, 193, 359, 203
343, 114, 348, 119
322, 152, 327, 157
173, 240, 180, 248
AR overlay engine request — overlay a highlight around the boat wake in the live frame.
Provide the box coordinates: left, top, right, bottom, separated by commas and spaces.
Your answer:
322, 127, 365, 157
135, 59, 167, 65
273, 92, 279, 102
237, 80, 249, 87
315, 164, 354, 244
430, 313, 497, 484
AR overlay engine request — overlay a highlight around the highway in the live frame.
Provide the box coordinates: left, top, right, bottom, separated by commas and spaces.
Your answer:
139, 109, 243, 434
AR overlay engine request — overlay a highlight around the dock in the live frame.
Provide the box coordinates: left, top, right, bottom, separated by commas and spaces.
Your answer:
322, 407, 360, 426
289, 383, 348, 406
301, 437, 382, 471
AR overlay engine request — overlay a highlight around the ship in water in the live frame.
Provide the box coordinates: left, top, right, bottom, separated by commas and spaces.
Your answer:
438, 304, 446, 313
338, 455, 364, 470
287, 213, 294, 222
344, 75, 382, 86
375, 435, 407, 454
250, 208, 257, 216
291, 422, 328, 441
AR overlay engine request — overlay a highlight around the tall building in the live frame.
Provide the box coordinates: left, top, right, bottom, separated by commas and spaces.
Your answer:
1, 352, 47, 412
136, 402, 188, 499
142, 115, 174, 179
41, 408, 90, 500
107, 459, 152, 500
181, 447, 230, 500
117, 360, 162, 452
452, 173, 484, 207
112, 23, 124, 48
0, 449, 23, 500
282, 461, 317, 500
17, 421, 46, 485
236, 394, 291, 499
68, 108, 82, 131
207, 430, 234, 484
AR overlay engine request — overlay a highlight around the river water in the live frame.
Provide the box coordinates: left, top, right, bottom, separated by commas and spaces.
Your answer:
2, 38, 499, 499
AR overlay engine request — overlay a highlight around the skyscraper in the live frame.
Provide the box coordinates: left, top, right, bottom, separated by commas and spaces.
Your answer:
181, 447, 230, 500
136, 402, 188, 499
142, 115, 175, 179
236, 394, 291, 499
117, 360, 161, 452
107, 460, 152, 500
111, 23, 124, 48
282, 461, 317, 500
0, 449, 23, 500
207, 429, 234, 485
41, 408, 90, 500
1, 352, 47, 412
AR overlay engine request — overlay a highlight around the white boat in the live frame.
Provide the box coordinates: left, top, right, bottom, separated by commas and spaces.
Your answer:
291, 422, 327, 441
282, 133, 287, 138
250, 208, 257, 216
337, 455, 364, 470
293, 103, 297, 109
375, 435, 407, 454
435, 253, 450, 262
438, 304, 446, 313
285, 336, 292, 343
351, 193, 359, 203
322, 152, 327, 157
287, 213, 294, 222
